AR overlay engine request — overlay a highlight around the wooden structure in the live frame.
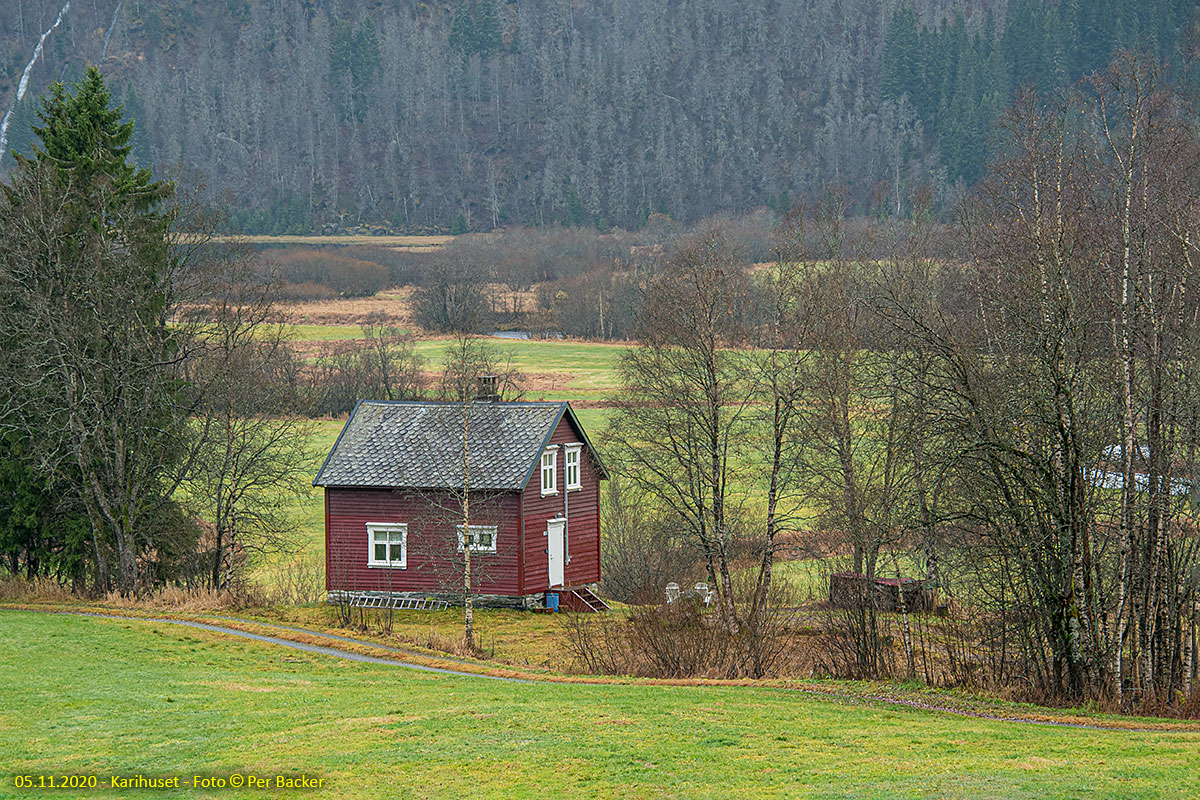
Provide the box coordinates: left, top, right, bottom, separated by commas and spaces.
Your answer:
314, 400, 608, 610
829, 571, 935, 612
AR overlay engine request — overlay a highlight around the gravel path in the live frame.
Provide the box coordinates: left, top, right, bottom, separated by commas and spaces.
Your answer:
206, 614, 492, 670
58, 610, 530, 683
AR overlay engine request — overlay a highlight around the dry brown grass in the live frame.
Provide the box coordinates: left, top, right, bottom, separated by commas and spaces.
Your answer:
0, 575, 261, 611
277, 282, 538, 329
0, 576, 75, 603
424, 627, 483, 658
277, 287, 417, 327
0, 577, 246, 612
99, 586, 254, 612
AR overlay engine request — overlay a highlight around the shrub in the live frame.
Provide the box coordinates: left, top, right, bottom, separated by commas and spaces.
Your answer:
342, 245, 426, 286
267, 249, 389, 297
299, 332, 424, 416
561, 576, 802, 679
273, 281, 337, 302
600, 478, 702, 604
411, 251, 493, 333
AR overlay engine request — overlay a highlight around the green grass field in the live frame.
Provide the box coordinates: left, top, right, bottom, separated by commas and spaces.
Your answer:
259, 420, 345, 582
3, 611, 1198, 799
288, 324, 375, 342
411, 337, 626, 407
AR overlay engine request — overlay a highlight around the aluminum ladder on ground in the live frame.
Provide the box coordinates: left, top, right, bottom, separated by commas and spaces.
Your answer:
343, 593, 449, 611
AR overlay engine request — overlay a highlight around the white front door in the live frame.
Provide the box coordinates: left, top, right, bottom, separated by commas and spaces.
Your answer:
547, 518, 565, 587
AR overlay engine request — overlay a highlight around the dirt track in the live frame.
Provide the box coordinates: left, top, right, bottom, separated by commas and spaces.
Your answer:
50, 610, 529, 682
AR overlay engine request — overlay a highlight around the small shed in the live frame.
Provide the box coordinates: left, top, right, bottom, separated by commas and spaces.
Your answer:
829, 571, 935, 613
314, 399, 608, 610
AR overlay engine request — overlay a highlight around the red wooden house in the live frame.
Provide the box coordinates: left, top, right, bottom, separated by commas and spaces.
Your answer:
313, 400, 608, 610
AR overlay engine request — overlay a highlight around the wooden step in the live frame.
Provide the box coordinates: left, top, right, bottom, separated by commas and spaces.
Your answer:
560, 586, 611, 613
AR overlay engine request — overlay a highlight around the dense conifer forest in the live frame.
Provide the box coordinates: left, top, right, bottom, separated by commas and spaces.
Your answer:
0, 0, 1195, 231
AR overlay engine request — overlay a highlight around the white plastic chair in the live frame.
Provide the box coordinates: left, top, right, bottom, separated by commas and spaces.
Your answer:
694, 582, 713, 607
665, 582, 680, 604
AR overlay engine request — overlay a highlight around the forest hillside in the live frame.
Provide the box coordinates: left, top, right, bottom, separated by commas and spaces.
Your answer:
0, 0, 1194, 232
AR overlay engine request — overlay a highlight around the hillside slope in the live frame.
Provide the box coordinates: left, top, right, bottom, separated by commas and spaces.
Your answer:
4, 611, 1200, 799
0, 0, 1193, 231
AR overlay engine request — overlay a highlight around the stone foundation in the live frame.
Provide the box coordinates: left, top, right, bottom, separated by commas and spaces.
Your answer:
327, 589, 547, 611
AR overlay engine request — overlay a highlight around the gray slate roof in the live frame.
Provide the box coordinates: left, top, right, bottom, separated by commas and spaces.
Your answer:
313, 401, 590, 490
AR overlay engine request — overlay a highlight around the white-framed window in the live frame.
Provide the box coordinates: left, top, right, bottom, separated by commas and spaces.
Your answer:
564, 444, 582, 491
366, 522, 407, 568
457, 524, 499, 553
540, 447, 558, 496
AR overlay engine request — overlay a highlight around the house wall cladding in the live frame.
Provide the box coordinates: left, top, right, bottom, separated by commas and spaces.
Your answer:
325, 487, 522, 595
521, 415, 603, 591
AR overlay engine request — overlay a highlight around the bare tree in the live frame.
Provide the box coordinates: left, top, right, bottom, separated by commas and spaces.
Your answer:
599, 475, 698, 604
413, 246, 493, 333
876, 57, 1200, 705
181, 269, 318, 591
302, 327, 425, 416
432, 335, 524, 649
608, 227, 754, 631
746, 207, 818, 617
801, 266, 923, 675
437, 334, 524, 404
1088, 55, 1200, 703
359, 311, 424, 401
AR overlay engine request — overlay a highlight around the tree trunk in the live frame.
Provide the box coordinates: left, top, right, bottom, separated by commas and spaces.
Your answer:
462, 398, 474, 652
892, 551, 915, 679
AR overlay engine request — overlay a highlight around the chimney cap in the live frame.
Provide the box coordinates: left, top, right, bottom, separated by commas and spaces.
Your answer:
475, 374, 500, 402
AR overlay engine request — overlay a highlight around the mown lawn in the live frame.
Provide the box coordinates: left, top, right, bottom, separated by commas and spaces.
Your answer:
1, 611, 1196, 799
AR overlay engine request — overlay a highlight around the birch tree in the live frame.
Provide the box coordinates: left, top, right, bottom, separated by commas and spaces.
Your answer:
608, 227, 755, 632
434, 335, 524, 650
182, 272, 317, 591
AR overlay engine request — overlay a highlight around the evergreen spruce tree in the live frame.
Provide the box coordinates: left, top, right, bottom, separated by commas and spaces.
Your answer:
473, 0, 503, 58
120, 84, 154, 173
329, 19, 356, 120
0, 66, 185, 593
351, 19, 382, 92
22, 67, 168, 219
330, 19, 355, 78
1043, 7, 1070, 90
881, 8, 920, 103
0, 431, 90, 582
565, 186, 587, 227
449, 2, 474, 59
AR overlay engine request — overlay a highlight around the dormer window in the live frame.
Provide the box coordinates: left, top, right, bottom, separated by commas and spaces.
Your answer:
541, 447, 558, 496
564, 444, 582, 490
